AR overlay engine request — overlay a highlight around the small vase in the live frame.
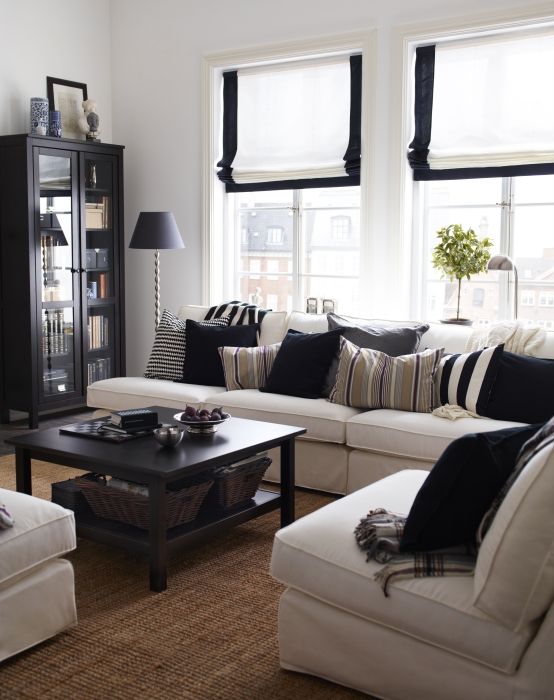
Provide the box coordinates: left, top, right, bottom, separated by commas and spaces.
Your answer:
49, 110, 62, 137
30, 97, 49, 135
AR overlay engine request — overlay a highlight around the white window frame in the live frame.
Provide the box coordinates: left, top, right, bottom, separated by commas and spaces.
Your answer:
201, 31, 376, 306
393, 7, 554, 321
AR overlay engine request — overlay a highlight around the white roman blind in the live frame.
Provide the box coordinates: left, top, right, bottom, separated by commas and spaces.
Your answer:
218, 54, 362, 192
409, 27, 554, 179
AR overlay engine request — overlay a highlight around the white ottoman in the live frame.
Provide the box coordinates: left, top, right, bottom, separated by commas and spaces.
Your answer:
0, 488, 77, 661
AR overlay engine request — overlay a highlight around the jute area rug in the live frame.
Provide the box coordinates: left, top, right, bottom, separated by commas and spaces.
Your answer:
0, 455, 366, 699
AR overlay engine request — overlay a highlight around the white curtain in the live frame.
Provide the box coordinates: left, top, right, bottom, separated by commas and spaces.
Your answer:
232, 58, 351, 184
429, 30, 554, 170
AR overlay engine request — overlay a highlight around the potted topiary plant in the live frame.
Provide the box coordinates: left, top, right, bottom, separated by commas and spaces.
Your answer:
432, 224, 493, 325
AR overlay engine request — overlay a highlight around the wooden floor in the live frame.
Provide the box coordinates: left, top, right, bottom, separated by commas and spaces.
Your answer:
0, 408, 96, 456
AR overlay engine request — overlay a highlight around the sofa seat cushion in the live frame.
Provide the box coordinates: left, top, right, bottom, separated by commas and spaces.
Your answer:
0, 489, 76, 586
87, 377, 228, 411
346, 409, 525, 462
204, 389, 362, 443
271, 471, 537, 673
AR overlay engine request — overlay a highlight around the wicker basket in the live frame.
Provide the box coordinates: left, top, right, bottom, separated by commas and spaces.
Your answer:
76, 475, 213, 530
207, 455, 272, 510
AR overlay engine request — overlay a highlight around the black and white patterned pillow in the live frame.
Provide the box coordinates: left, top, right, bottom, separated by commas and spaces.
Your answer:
144, 309, 229, 381
435, 344, 504, 415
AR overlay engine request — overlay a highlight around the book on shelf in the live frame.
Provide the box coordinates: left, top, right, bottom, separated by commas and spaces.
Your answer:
87, 314, 109, 350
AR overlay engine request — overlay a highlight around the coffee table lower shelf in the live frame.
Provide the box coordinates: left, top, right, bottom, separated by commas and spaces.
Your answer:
75, 488, 281, 557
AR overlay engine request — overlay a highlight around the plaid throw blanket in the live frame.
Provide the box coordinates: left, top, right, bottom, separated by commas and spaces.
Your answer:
355, 508, 476, 596
204, 301, 270, 326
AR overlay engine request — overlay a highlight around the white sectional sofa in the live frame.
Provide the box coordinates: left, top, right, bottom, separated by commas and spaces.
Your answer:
87, 305, 554, 494
0, 488, 77, 661
270, 436, 554, 699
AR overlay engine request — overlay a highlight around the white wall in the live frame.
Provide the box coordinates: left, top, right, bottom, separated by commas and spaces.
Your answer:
0, 0, 113, 140
111, 0, 541, 375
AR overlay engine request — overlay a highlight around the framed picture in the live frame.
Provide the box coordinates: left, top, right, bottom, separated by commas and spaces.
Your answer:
47, 77, 88, 140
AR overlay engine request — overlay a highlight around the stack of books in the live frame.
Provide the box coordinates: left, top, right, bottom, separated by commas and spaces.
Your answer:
101, 408, 159, 435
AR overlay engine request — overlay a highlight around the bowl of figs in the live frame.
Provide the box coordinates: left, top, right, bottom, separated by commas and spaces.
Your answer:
174, 405, 231, 435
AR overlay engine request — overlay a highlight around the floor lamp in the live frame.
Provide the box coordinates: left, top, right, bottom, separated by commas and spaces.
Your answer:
488, 254, 518, 319
129, 212, 185, 329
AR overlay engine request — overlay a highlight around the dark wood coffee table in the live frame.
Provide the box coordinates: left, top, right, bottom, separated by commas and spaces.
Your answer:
7, 407, 306, 591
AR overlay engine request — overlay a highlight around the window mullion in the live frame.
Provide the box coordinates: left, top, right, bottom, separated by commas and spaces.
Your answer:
292, 189, 302, 310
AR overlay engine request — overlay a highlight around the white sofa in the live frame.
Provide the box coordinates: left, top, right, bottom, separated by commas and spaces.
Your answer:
270, 436, 554, 699
87, 305, 554, 494
0, 488, 77, 661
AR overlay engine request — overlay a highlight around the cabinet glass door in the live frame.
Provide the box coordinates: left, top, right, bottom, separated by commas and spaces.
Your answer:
39, 153, 78, 398
84, 155, 116, 385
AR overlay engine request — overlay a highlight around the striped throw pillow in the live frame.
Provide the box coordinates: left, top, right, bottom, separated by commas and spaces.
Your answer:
435, 344, 504, 415
218, 343, 281, 390
329, 337, 443, 413
144, 310, 230, 381
205, 300, 270, 326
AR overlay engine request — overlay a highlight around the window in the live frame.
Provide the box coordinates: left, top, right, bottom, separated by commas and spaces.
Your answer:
539, 292, 554, 307
266, 226, 284, 245
417, 175, 554, 321
472, 288, 485, 307
213, 47, 363, 313
234, 186, 360, 313
331, 215, 351, 241
409, 23, 554, 322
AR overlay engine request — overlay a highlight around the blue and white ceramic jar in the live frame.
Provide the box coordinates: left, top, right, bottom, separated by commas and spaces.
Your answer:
30, 97, 49, 135
49, 110, 61, 137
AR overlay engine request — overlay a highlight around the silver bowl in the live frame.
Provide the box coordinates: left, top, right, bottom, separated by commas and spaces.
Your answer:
153, 424, 184, 447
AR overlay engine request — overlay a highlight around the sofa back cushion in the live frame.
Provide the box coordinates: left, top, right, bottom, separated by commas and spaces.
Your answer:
473, 437, 554, 630
330, 337, 443, 412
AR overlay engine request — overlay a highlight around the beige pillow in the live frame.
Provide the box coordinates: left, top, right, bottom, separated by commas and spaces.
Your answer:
218, 343, 281, 390
473, 438, 554, 630
329, 337, 443, 413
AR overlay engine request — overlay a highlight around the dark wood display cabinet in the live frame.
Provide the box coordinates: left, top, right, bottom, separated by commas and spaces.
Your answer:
0, 135, 125, 428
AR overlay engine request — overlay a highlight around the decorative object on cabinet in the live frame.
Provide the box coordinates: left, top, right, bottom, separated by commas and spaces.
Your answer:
30, 97, 49, 135
488, 255, 519, 319
129, 212, 185, 329
46, 77, 88, 140
49, 110, 62, 137
0, 134, 124, 428
78, 99, 100, 142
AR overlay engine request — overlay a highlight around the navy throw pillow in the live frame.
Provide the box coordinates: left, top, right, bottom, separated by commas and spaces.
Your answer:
484, 351, 554, 424
180, 320, 259, 386
260, 327, 343, 399
400, 423, 542, 552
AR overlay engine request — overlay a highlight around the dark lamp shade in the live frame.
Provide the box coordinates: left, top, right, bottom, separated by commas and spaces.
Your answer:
129, 212, 185, 250
488, 255, 514, 271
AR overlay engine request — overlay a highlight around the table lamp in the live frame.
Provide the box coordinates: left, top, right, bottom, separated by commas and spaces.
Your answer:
129, 212, 185, 328
488, 254, 518, 319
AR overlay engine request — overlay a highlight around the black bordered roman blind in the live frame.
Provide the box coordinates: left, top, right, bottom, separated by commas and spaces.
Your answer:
217, 54, 362, 192
409, 30, 554, 181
